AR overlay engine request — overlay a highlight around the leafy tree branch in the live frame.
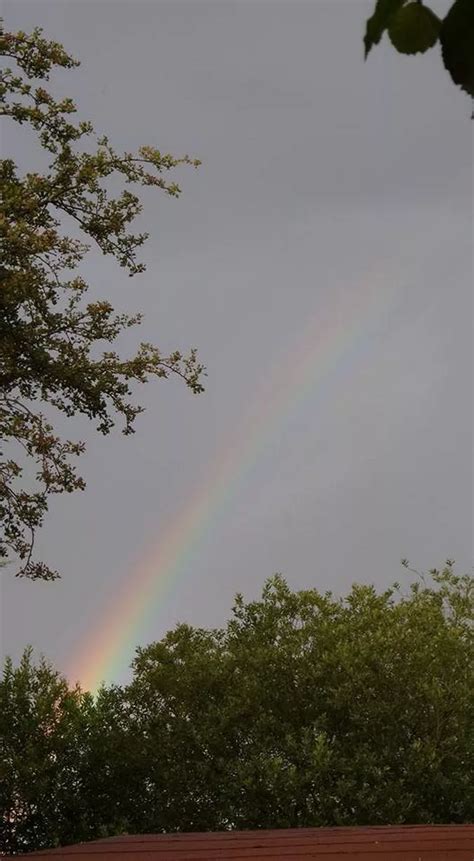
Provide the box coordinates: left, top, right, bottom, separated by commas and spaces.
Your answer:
0, 24, 205, 579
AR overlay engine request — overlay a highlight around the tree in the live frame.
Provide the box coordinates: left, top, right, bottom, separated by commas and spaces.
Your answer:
0, 24, 205, 580
0, 648, 87, 853
364, 0, 474, 103
2, 563, 473, 852
126, 561, 474, 830
0, 651, 143, 853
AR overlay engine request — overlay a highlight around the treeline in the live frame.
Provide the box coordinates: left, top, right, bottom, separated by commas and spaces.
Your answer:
1, 564, 473, 853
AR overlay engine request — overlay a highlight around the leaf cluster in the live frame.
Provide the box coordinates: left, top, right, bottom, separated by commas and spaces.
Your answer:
364, 0, 474, 100
0, 24, 204, 579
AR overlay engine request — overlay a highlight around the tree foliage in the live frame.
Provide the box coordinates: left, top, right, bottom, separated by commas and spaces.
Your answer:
0, 649, 87, 852
364, 0, 474, 101
0, 24, 204, 580
1, 563, 473, 852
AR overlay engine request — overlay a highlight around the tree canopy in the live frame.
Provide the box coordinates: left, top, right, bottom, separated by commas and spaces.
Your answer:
364, 0, 474, 102
1, 563, 473, 852
0, 24, 204, 580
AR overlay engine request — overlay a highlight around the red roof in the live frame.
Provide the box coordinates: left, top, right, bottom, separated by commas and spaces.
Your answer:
23, 825, 474, 860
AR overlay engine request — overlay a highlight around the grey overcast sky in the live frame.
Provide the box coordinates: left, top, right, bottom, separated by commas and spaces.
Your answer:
1, 0, 472, 688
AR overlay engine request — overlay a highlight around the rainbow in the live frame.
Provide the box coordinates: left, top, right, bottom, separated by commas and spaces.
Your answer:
69, 272, 401, 692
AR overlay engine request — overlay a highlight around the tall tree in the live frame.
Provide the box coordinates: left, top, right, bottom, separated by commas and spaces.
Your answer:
1, 563, 473, 852
0, 24, 204, 580
0, 652, 143, 852
127, 561, 474, 830
0, 648, 87, 853
364, 0, 474, 104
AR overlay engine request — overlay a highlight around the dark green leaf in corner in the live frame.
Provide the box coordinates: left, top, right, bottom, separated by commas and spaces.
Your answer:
364, 0, 407, 58
440, 0, 474, 97
388, 3, 441, 55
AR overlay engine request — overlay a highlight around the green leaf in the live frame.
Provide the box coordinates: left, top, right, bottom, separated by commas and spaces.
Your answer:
364, 0, 407, 58
440, 0, 474, 97
388, 3, 441, 55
